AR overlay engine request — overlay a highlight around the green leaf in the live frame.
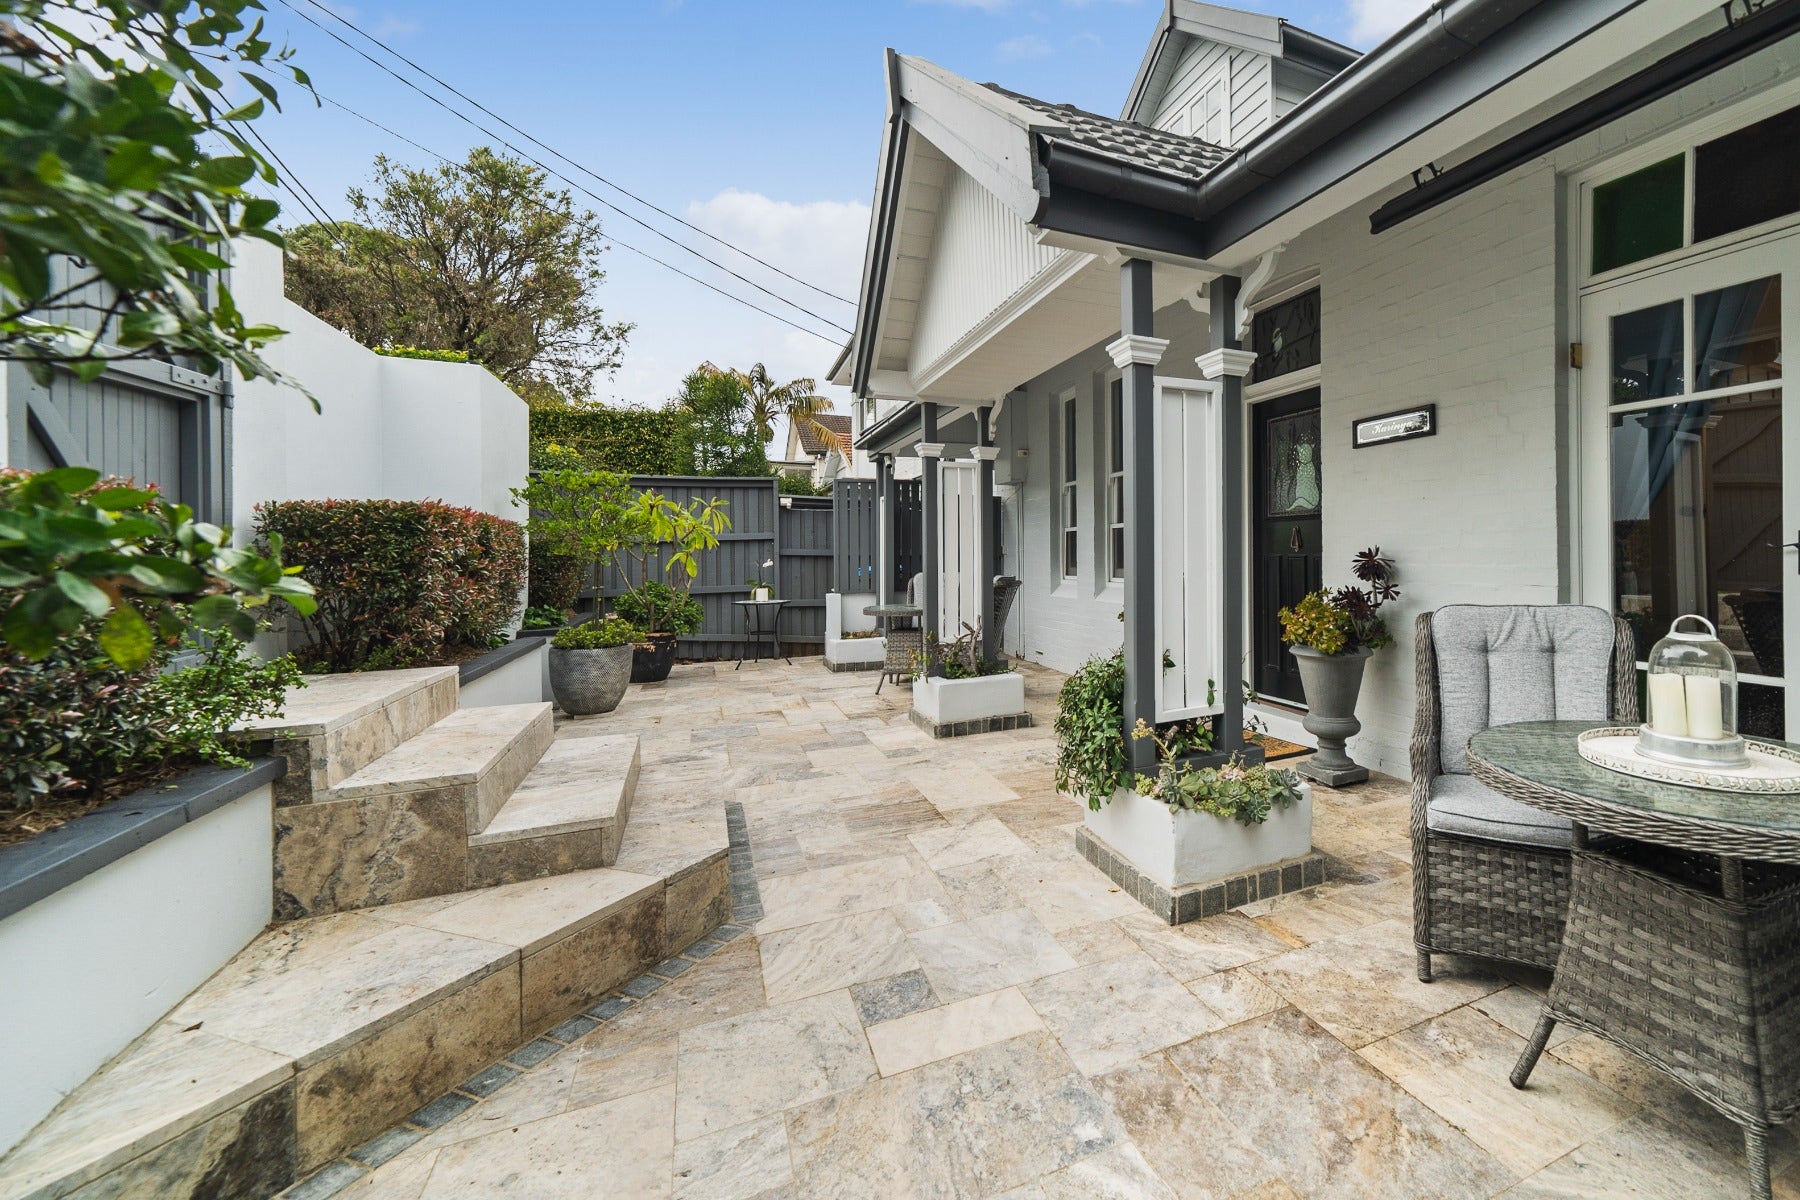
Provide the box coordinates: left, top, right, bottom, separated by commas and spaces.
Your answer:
53, 570, 112, 617
189, 594, 241, 629
88, 486, 158, 510
97, 604, 155, 669
36, 466, 102, 495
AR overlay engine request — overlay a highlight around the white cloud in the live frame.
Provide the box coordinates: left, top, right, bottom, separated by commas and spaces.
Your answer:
998, 33, 1053, 61
1348, 0, 1432, 46
596, 190, 869, 448
374, 14, 420, 38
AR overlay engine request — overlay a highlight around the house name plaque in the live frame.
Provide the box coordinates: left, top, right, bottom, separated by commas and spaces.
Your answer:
1352, 404, 1436, 449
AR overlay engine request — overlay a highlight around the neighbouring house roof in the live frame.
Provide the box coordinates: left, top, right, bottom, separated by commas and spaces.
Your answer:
986, 85, 1231, 181
797, 414, 852, 457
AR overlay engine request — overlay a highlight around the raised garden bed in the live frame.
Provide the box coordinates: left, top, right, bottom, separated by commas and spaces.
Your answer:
0, 760, 283, 1154
910, 672, 1032, 738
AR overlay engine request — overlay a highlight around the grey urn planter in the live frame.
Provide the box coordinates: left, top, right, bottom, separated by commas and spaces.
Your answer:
1290, 645, 1372, 786
547, 643, 633, 716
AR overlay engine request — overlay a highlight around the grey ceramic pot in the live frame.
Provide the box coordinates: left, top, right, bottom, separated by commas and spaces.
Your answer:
548, 643, 633, 716
1290, 645, 1372, 786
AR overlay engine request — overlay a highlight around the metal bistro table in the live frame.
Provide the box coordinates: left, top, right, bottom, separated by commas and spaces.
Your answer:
733, 599, 789, 669
862, 602, 922, 694
1468, 720, 1800, 1200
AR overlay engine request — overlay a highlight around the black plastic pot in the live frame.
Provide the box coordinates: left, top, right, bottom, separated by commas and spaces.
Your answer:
631, 634, 680, 683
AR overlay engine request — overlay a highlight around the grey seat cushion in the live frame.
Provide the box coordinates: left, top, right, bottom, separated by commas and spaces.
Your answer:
1426, 774, 1573, 849
1432, 605, 1617, 775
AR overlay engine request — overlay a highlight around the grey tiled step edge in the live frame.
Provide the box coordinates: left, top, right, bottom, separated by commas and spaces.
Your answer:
0, 804, 730, 1200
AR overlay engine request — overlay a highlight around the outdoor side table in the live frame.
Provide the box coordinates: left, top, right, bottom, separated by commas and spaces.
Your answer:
733, 599, 789, 669
862, 602, 922, 694
1467, 720, 1800, 1200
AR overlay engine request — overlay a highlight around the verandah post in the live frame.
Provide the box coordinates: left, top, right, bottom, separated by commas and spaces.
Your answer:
974, 405, 998, 661
918, 403, 942, 638
1108, 258, 1169, 775
1201, 272, 1256, 761
876, 452, 897, 605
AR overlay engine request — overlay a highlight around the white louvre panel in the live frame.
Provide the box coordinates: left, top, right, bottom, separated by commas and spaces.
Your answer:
1154, 377, 1225, 723
938, 461, 983, 638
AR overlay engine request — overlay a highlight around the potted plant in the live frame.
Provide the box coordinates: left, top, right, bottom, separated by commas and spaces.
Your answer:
911, 622, 1029, 731
614, 580, 703, 682
746, 559, 774, 602
547, 617, 641, 715
1278, 548, 1400, 786
609, 490, 730, 683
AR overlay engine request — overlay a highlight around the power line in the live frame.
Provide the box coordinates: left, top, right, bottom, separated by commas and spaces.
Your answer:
302, 91, 842, 348
272, 0, 854, 337
240, 123, 353, 249
294, 0, 856, 309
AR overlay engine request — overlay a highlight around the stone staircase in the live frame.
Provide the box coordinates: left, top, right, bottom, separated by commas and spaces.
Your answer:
0, 669, 726, 1200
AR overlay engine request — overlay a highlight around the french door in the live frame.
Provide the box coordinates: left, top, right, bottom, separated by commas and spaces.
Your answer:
1251, 391, 1323, 706
1581, 237, 1798, 738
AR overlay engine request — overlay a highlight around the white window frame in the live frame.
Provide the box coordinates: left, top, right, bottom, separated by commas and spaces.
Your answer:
1060, 390, 1079, 580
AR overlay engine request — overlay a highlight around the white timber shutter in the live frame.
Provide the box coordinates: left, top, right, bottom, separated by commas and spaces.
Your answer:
1154, 377, 1224, 722
938, 460, 982, 638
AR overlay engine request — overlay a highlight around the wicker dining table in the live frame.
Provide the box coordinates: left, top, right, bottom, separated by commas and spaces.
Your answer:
1467, 720, 1800, 1200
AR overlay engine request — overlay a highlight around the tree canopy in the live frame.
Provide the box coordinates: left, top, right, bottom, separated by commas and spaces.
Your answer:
285, 147, 632, 402
675, 368, 768, 477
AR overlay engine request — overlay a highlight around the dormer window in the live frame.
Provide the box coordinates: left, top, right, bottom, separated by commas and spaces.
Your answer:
1189, 62, 1230, 145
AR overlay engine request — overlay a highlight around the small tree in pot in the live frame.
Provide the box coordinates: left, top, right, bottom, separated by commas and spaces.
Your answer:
609, 491, 729, 683
1278, 548, 1399, 787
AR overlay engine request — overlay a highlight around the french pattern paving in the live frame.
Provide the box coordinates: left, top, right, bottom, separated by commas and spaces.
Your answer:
286, 660, 1780, 1199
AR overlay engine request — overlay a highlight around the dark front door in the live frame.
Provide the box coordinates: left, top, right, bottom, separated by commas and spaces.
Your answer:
1252, 390, 1323, 705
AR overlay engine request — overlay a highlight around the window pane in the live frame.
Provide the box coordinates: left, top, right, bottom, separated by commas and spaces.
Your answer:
1611, 391, 1783, 737
1250, 289, 1320, 383
1064, 529, 1077, 575
1063, 402, 1076, 481
1592, 156, 1685, 274
1695, 275, 1780, 392
1695, 105, 1800, 244
1611, 301, 1684, 403
1110, 381, 1124, 474
1108, 476, 1123, 524
1265, 411, 1321, 517
1111, 528, 1125, 580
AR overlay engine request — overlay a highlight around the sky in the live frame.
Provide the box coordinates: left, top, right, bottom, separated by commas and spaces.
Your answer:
254, 0, 1431, 447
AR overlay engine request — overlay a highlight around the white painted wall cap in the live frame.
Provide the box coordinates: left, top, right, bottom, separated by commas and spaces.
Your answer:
1105, 334, 1171, 369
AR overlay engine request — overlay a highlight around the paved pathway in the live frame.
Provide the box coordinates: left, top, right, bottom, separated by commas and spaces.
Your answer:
328, 659, 1781, 1199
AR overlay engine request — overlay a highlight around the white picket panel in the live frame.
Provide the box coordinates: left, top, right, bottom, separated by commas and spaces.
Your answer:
938, 460, 982, 638
1154, 377, 1224, 723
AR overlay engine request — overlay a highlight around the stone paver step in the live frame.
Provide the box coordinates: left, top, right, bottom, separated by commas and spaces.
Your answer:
328, 702, 553, 831
0, 789, 729, 1200
466, 736, 639, 887
235, 667, 460, 799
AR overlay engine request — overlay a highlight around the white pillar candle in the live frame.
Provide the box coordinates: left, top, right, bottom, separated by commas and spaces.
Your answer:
1685, 674, 1725, 740
1648, 673, 1689, 737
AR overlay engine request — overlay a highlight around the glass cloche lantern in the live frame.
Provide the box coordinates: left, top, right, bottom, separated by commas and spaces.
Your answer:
1637, 614, 1749, 769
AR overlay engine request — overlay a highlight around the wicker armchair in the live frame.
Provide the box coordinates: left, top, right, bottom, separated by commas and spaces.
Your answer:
1412, 605, 1637, 981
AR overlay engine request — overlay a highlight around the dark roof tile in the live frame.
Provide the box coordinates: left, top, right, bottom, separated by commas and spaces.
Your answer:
987, 84, 1230, 181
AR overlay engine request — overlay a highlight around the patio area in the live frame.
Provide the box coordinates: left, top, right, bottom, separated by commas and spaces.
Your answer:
319, 659, 1781, 1199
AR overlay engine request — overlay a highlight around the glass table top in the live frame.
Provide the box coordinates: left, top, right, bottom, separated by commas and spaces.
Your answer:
1469, 720, 1800, 834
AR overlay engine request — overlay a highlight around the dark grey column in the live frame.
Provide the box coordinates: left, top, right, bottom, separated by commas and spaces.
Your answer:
975, 406, 999, 660
877, 453, 897, 604
1116, 259, 1162, 774
1210, 273, 1247, 760
919, 404, 942, 638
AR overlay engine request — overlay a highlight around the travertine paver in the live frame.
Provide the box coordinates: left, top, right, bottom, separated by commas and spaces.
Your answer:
326, 659, 1785, 1199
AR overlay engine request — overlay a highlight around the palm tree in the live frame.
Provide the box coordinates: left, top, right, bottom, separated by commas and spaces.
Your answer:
701, 362, 838, 451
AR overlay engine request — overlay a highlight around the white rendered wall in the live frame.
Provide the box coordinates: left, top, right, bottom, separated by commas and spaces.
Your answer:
459, 641, 550, 708
227, 238, 529, 528
0, 785, 274, 1153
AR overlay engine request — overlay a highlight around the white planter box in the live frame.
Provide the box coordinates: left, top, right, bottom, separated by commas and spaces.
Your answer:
914, 672, 1027, 725
1083, 781, 1313, 891
825, 636, 887, 668
0, 770, 277, 1153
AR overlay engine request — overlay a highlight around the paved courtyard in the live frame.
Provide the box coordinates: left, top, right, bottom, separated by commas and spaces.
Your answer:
329, 659, 1779, 1199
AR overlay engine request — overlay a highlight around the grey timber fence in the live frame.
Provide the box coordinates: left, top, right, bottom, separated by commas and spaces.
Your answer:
831, 477, 922, 594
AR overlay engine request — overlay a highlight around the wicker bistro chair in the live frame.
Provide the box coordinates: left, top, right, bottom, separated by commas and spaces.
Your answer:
876, 575, 924, 694
1412, 605, 1637, 981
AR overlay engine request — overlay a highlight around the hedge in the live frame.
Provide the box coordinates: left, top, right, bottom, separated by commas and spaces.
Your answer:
374, 345, 471, 364
256, 500, 526, 672
528, 405, 690, 474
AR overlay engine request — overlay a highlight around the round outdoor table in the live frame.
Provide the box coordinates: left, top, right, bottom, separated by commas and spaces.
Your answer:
1467, 719, 1800, 1200
732, 599, 789, 669
862, 603, 923, 694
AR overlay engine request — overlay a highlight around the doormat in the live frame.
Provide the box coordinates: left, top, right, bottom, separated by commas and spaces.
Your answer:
1249, 731, 1310, 762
